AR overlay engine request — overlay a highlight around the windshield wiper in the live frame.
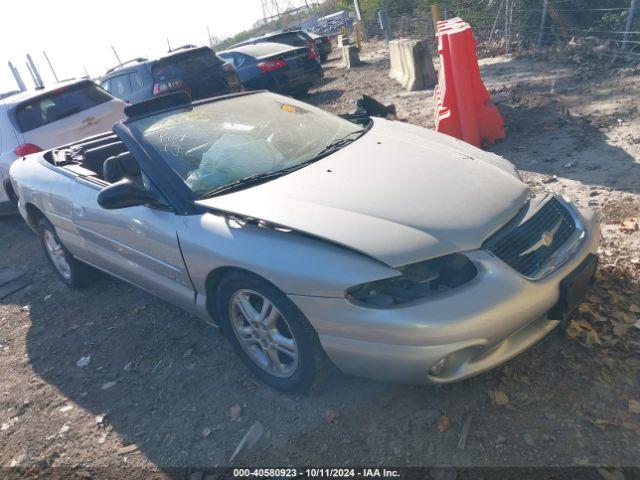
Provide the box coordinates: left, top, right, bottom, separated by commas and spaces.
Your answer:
310, 129, 366, 159
198, 170, 292, 199
198, 128, 370, 200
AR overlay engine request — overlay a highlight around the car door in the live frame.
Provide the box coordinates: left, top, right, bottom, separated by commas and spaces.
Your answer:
128, 71, 148, 103
67, 172, 196, 312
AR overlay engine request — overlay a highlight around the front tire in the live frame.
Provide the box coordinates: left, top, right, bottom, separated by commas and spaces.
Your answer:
37, 218, 96, 288
217, 271, 326, 392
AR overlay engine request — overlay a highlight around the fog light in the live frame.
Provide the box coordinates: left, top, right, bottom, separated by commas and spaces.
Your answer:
430, 358, 447, 376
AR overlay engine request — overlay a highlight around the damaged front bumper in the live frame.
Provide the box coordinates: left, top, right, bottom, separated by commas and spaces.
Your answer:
289, 205, 600, 384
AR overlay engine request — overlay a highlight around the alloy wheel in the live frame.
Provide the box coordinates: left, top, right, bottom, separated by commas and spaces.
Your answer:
229, 289, 299, 378
43, 229, 72, 281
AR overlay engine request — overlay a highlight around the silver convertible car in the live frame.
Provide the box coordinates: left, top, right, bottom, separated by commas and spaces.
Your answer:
9, 91, 599, 391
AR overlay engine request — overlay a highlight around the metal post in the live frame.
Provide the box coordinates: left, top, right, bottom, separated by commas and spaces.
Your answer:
536, 0, 548, 48
353, 0, 362, 21
489, 0, 504, 43
378, 7, 391, 42
43, 51, 59, 82
431, 3, 441, 33
623, 0, 637, 49
504, 0, 512, 54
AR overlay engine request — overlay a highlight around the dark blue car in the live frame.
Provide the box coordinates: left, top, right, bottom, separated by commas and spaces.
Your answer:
218, 42, 322, 96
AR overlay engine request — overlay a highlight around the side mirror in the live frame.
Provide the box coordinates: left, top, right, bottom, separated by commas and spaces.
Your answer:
97, 179, 164, 210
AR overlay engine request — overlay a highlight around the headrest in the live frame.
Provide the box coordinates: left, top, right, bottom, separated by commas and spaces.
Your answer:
103, 152, 141, 183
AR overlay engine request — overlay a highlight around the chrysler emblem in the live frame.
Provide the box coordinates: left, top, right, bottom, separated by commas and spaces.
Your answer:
520, 218, 563, 257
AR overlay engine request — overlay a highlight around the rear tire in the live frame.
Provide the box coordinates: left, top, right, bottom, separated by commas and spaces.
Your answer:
37, 218, 96, 288
217, 271, 327, 392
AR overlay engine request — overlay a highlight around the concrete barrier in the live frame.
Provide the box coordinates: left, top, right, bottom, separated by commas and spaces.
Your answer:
341, 45, 360, 69
388, 39, 437, 91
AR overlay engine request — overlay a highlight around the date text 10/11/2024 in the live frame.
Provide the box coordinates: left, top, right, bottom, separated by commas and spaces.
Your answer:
232, 468, 401, 478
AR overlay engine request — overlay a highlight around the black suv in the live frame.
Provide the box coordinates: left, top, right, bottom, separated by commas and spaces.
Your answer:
100, 46, 242, 104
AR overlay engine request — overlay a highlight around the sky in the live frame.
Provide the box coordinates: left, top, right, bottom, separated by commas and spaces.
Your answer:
0, 0, 266, 92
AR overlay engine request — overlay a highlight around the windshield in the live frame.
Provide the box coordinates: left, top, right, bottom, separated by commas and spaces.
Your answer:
126, 92, 365, 195
152, 49, 223, 81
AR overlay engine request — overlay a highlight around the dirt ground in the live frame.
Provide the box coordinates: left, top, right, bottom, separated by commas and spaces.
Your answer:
1, 40, 639, 479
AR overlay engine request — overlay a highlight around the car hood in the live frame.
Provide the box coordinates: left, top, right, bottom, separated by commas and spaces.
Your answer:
197, 118, 529, 267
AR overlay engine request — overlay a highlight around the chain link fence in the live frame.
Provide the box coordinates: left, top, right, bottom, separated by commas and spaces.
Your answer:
326, 0, 640, 60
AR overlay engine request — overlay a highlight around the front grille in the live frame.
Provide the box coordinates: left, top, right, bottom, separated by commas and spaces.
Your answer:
483, 197, 577, 278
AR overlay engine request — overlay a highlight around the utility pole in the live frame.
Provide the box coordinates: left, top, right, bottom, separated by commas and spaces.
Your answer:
167, 37, 172, 52
207, 26, 214, 49
43, 51, 59, 82
623, 0, 637, 49
536, 0, 548, 48
110, 46, 123, 66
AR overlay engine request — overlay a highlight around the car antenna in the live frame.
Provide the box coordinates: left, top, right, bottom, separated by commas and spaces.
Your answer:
110, 45, 123, 67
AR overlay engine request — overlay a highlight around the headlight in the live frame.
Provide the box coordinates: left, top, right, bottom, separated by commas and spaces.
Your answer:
346, 253, 477, 308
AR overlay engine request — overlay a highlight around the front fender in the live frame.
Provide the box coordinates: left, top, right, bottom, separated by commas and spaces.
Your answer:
178, 212, 398, 298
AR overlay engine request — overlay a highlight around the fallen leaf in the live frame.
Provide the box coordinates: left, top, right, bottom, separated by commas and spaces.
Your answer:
598, 467, 625, 480
229, 404, 242, 420
437, 415, 451, 432
566, 320, 583, 339
629, 399, 640, 414
324, 410, 339, 424
620, 219, 639, 233
585, 329, 602, 348
592, 311, 608, 323
117, 444, 140, 455
578, 303, 593, 315
489, 390, 510, 406
613, 323, 630, 337
577, 319, 593, 330
630, 304, 640, 314
587, 294, 603, 304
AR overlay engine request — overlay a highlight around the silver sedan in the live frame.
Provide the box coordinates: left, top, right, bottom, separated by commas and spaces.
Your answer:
9, 91, 599, 391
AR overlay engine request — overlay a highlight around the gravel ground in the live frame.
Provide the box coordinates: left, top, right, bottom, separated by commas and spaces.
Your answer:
1, 40, 639, 479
